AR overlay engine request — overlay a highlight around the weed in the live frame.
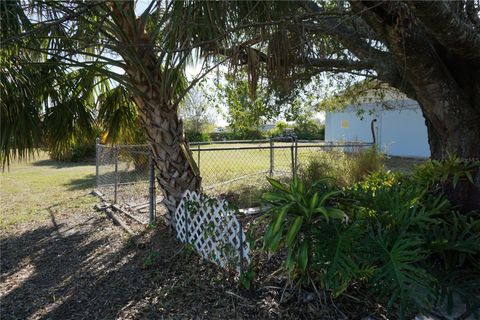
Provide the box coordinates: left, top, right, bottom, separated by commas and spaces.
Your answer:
143, 250, 161, 268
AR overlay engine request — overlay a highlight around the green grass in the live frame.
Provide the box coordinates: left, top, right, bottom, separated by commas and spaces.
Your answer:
0, 145, 423, 228
0, 152, 97, 229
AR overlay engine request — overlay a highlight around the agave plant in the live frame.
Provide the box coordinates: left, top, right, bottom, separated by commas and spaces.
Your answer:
262, 176, 346, 283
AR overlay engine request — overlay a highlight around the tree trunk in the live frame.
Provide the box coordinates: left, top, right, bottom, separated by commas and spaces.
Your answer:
356, 1, 480, 212
110, 2, 201, 225
135, 97, 201, 225
422, 102, 480, 212
399, 40, 480, 212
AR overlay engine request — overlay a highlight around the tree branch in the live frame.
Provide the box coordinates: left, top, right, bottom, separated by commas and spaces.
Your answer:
408, 1, 480, 60
296, 58, 374, 71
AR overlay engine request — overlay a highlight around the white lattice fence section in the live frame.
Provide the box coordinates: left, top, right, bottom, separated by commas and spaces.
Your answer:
174, 191, 250, 272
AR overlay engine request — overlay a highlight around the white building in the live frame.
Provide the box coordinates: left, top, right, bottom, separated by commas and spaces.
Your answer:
325, 91, 430, 158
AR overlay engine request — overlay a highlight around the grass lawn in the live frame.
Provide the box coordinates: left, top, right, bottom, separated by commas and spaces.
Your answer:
1, 145, 426, 227
0, 152, 97, 229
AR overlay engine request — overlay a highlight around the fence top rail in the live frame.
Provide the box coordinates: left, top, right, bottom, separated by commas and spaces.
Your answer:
97, 143, 152, 148
195, 143, 374, 152
189, 139, 271, 146
98, 140, 374, 149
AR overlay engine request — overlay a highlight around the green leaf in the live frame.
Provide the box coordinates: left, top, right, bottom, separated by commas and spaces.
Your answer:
298, 241, 309, 272
314, 207, 330, 222
266, 176, 288, 192
286, 216, 303, 247
262, 192, 288, 202
453, 174, 460, 188
309, 192, 319, 210
263, 223, 274, 249
319, 190, 341, 206
328, 208, 346, 221
273, 204, 290, 234
269, 229, 283, 252
465, 171, 474, 184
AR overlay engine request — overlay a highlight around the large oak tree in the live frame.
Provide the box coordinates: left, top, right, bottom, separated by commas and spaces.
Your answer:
194, 0, 480, 211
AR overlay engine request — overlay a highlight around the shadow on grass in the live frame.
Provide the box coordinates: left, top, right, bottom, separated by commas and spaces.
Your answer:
64, 174, 96, 191
31, 159, 94, 169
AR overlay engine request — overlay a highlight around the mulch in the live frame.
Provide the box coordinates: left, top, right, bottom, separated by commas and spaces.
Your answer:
1, 202, 391, 320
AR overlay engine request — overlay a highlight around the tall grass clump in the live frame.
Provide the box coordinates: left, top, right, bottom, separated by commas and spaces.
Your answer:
298, 147, 384, 187
350, 146, 384, 181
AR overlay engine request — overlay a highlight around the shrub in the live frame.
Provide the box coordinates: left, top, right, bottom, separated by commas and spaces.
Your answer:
209, 130, 266, 141
267, 121, 290, 138
186, 130, 211, 142
297, 150, 352, 187
413, 154, 479, 189
229, 128, 266, 140
259, 171, 480, 319
413, 155, 480, 212
49, 142, 96, 162
350, 147, 384, 181
345, 177, 480, 318
261, 177, 346, 284
293, 119, 324, 140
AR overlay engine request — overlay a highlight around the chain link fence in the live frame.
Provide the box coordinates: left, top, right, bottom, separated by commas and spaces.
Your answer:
96, 139, 374, 217
96, 141, 159, 224
191, 139, 374, 199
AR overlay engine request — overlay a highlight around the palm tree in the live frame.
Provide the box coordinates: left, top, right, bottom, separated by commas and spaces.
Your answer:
1, 1, 222, 222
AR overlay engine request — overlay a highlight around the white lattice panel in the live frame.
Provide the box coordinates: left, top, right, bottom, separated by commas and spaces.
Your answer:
174, 190, 250, 271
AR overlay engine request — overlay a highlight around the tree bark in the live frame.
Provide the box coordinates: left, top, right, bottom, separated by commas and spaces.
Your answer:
110, 1, 201, 225
349, 1, 480, 212
135, 97, 201, 225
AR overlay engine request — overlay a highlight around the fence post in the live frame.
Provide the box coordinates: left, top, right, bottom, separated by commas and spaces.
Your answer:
113, 146, 119, 204
149, 154, 156, 224
95, 137, 100, 188
269, 138, 274, 176
290, 142, 295, 178
197, 144, 201, 172
294, 137, 298, 177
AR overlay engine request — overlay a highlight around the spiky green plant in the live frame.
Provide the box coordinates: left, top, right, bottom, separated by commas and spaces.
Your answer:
262, 176, 346, 284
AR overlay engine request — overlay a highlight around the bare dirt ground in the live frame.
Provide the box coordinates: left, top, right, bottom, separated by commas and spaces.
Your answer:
1, 198, 389, 320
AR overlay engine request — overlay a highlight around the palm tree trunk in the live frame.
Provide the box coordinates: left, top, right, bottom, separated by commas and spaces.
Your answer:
136, 97, 201, 225
109, 1, 201, 224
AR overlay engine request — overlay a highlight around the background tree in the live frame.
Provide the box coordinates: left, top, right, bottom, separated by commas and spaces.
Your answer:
214, 74, 272, 135
180, 88, 216, 142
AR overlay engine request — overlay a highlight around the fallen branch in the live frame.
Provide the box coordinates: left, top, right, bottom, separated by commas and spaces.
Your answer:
105, 208, 135, 236
92, 189, 146, 225
112, 204, 147, 225
128, 198, 162, 211
91, 189, 108, 202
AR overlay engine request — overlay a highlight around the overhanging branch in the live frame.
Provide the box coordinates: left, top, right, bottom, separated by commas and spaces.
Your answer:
297, 58, 374, 70
408, 1, 480, 60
